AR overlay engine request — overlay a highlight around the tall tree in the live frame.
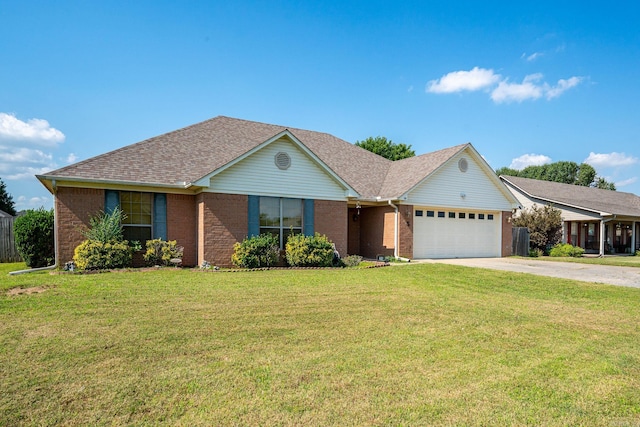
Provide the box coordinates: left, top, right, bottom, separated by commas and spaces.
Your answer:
355, 136, 415, 160
497, 161, 616, 190
0, 177, 16, 216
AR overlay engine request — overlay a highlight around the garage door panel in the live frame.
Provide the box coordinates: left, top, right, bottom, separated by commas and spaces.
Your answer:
413, 210, 500, 258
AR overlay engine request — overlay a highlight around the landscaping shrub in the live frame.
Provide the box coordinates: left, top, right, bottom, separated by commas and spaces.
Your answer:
231, 234, 280, 268
143, 239, 183, 266
529, 248, 544, 257
549, 243, 585, 258
512, 204, 563, 253
73, 207, 138, 270
81, 207, 125, 242
13, 207, 54, 268
341, 254, 363, 267
285, 233, 335, 267
73, 240, 134, 270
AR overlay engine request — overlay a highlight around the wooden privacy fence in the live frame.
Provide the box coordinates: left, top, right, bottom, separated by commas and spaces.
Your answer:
512, 227, 530, 257
0, 217, 22, 262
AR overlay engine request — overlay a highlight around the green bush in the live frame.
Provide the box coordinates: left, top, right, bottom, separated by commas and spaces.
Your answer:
285, 233, 335, 267
549, 243, 585, 258
528, 248, 543, 258
81, 207, 125, 243
144, 239, 183, 266
73, 239, 134, 270
231, 234, 280, 269
13, 207, 55, 268
341, 254, 363, 267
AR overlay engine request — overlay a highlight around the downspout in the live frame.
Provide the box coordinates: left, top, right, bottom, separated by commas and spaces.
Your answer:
52, 179, 58, 268
388, 200, 399, 259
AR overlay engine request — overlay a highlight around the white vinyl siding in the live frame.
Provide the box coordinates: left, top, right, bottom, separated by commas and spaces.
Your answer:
413, 208, 501, 258
405, 151, 514, 211
208, 137, 347, 200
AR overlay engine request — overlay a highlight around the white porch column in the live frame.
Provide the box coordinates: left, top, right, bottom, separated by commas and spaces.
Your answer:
599, 220, 606, 256
633, 221, 637, 253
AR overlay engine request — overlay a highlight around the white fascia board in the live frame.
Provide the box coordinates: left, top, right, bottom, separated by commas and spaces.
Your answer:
36, 175, 195, 193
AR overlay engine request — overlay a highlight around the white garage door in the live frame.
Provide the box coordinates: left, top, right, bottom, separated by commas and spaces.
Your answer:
413, 209, 501, 258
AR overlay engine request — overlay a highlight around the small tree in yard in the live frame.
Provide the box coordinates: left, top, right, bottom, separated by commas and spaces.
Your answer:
13, 208, 55, 268
512, 204, 563, 254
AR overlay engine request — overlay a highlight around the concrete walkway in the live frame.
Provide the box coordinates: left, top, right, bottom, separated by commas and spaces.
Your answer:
418, 257, 640, 288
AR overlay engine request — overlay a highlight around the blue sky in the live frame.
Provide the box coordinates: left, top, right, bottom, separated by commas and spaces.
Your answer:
2, 1, 640, 211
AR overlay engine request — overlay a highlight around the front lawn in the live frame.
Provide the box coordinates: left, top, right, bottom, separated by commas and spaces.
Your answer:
1, 263, 639, 425
525, 255, 640, 268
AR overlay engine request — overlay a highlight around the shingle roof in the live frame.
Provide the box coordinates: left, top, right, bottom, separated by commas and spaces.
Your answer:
501, 175, 640, 217
378, 144, 468, 199
40, 116, 470, 200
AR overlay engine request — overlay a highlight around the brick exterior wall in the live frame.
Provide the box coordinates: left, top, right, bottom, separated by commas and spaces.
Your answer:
314, 200, 348, 258
359, 206, 395, 259
197, 193, 248, 267
501, 211, 513, 257
167, 194, 197, 266
397, 204, 414, 259
55, 187, 105, 266
347, 207, 361, 255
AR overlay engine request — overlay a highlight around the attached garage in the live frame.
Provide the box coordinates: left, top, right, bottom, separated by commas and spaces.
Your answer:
413, 208, 502, 258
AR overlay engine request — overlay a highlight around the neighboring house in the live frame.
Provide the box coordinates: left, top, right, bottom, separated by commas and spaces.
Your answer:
0, 209, 12, 218
501, 175, 640, 256
37, 116, 519, 267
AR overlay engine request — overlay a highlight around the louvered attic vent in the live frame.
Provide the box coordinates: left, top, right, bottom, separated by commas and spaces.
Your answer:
275, 152, 291, 170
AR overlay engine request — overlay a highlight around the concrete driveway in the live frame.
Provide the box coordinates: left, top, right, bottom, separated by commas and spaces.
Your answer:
419, 257, 640, 288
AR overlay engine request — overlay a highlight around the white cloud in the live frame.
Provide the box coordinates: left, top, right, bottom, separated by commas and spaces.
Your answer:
584, 152, 638, 168
522, 52, 543, 62
66, 153, 78, 163
491, 74, 545, 103
0, 146, 57, 180
615, 177, 637, 188
427, 68, 584, 103
426, 67, 501, 94
14, 195, 50, 209
0, 113, 65, 147
545, 76, 583, 100
509, 153, 552, 170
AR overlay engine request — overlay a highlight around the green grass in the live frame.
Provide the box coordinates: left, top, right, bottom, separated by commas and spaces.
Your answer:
1, 262, 639, 426
524, 255, 640, 267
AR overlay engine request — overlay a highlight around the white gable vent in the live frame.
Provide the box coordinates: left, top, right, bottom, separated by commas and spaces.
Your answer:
458, 158, 468, 173
275, 152, 291, 170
